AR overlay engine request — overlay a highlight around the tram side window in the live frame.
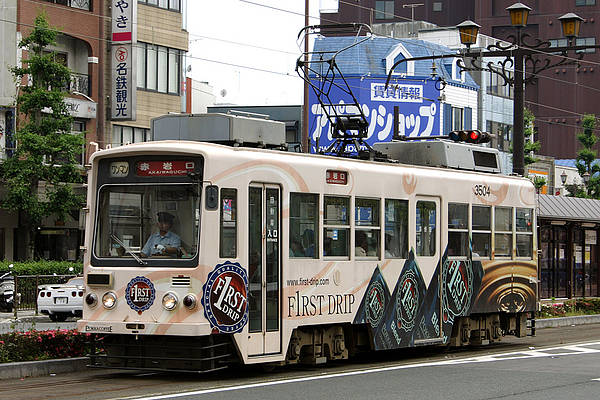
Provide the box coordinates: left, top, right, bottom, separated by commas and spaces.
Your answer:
516, 208, 534, 258
324, 196, 350, 257
355, 198, 380, 258
448, 203, 468, 257
219, 189, 237, 258
416, 201, 436, 256
495, 207, 513, 257
472, 205, 491, 257
289, 193, 318, 258
385, 199, 408, 258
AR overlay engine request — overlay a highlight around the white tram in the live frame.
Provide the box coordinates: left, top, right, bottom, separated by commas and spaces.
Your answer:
79, 123, 537, 372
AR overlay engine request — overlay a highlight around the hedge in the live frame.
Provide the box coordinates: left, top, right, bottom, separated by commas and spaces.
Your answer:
0, 260, 83, 276
0, 329, 100, 363
537, 298, 600, 318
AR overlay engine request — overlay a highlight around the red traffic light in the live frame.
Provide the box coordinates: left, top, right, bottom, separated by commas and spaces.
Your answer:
448, 130, 491, 144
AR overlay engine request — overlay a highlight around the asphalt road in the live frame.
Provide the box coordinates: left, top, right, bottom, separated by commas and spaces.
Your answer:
2, 324, 600, 400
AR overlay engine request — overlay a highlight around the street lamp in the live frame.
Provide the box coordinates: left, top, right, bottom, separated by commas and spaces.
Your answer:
506, 3, 531, 27
583, 171, 591, 196
560, 171, 568, 185
456, 20, 480, 50
559, 13, 584, 40
385, 3, 598, 177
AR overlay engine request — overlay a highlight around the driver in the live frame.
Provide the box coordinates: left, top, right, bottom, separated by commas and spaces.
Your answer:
140, 212, 182, 257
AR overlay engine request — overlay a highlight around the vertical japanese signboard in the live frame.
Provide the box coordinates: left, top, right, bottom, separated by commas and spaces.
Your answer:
111, 0, 137, 120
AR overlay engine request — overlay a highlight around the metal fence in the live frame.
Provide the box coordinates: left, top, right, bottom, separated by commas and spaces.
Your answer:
13, 274, 77, 319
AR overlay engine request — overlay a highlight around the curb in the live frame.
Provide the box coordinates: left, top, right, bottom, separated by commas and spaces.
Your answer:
534, 314, 600, 329
0, 357, 89, 380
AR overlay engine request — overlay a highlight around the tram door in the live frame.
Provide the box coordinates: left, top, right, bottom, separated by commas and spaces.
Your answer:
248, 184, 281, 356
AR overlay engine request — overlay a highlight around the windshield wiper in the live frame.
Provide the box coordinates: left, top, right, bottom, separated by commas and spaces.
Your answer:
111, 234, 147, 265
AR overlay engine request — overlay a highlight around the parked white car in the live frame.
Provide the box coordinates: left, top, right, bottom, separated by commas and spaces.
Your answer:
37, 277, 84, 322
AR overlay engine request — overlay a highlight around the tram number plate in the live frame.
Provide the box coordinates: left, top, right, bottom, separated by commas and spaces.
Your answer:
473, 184, 491, 197
55, 297, 68, 305
110, 161, 129, 177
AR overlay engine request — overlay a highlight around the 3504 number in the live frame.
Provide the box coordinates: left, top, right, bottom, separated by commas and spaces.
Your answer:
473, 184, 491, 197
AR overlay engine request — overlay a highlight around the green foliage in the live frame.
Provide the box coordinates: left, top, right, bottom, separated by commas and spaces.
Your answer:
531, 175, 546, 191
0, 13, 85, 257
575, 114, 600, 198
0, 260, 82, 275
0, 329, 100, 363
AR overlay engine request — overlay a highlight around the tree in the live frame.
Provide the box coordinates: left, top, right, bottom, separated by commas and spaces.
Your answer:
523, 107, 541, 167
573, 114, 599, 198
1, 14, 85, 259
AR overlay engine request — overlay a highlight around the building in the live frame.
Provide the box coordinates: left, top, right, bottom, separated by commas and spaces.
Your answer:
0, 0, 188, 260
308, 35, 478, 151
321, 1, 600, 160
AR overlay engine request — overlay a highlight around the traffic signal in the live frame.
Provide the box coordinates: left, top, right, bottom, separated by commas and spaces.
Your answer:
448, 130, 491, 144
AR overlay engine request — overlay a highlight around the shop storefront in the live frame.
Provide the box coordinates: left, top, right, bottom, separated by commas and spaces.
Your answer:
538, 194, 600, 299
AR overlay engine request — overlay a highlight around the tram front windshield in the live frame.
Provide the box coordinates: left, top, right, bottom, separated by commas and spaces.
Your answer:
94, 184, 200, 263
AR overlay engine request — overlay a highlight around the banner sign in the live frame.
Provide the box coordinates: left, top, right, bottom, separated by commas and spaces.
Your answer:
111, 0, 137, 120
308, 77, 441, 153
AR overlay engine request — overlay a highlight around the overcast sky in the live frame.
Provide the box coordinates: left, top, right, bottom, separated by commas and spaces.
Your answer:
186, 0, 323, 105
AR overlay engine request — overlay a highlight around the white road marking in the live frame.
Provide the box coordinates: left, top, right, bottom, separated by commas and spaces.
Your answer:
128, 341, 600, 400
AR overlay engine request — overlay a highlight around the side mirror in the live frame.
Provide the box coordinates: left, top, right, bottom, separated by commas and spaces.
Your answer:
205, 185, 219, 211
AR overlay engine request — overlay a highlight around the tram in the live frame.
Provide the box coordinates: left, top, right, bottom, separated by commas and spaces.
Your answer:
78, 114, 537, 373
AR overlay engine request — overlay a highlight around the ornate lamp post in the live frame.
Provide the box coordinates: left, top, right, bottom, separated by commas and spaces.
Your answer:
454, 4, 588, 176
384, 3, 597, 176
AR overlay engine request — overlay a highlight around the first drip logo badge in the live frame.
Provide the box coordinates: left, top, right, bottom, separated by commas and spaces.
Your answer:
125, 276, 156, 313
442, 259, 474, 321
202, 261, 249, 334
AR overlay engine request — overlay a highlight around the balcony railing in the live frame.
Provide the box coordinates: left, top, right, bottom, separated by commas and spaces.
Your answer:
42, 0, 91, 11
69, 73, 90, 96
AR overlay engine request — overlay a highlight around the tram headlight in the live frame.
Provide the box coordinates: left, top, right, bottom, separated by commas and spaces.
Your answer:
182, 293, 197, 310
162, 292, 178, 311
102, 292, 117, 309
85, 293, 98, 308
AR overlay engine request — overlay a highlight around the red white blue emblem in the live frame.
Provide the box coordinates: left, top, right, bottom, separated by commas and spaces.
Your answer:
125, 276, 156, 312
202, 262, 249, 333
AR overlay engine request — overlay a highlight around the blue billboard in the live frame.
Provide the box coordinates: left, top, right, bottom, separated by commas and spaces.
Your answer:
308, 77, 442, 153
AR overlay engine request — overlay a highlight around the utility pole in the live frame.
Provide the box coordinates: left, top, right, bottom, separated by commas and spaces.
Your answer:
303, 0, 310, 152
403, 3, 424, 37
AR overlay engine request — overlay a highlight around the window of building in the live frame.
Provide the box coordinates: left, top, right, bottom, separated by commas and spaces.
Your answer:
136, 42, 181, 94
486, 120, 513, 151
42, 0, 91, 11
355, 198, 380, 258
375, 1, 394, 20
289, 193, 318, 258
576, 37, 596, 53
433, 2, 443, 12
495, 207, 513, 257
385, 199, 408, 258
472, 205, 491, 257
576, 0, 595, 6
139, 0, 181, 11
111, 125, 151, 147
452, 107, 464, 131
487, 68, 513, 98
516, 208, 533, 258
220, 189, 237, 258
324, 196, 350, 257
448, 203, 468, 257
416, 201, 436, 256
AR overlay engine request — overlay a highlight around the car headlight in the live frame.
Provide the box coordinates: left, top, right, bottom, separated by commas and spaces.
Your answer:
102, 292, 117, 309
85, 293, 98, 308
182, 293, 197, 310
162, 292, 178, 311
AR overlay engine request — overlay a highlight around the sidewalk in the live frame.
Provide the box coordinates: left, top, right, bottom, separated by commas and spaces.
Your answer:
0, 310, 77, 333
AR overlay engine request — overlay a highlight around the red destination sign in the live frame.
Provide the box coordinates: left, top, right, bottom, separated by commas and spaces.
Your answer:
136, 161, 195, 177
326, 170, 347, 185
